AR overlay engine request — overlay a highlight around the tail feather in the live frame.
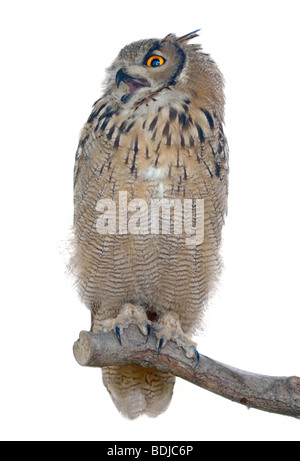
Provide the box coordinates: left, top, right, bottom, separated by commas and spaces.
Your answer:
102, 365, 175, 419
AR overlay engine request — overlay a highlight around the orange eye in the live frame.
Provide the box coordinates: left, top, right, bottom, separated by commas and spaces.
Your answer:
146, 55, 165, 68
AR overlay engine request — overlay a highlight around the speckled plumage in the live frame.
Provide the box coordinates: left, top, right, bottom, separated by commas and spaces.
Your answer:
72, 31, 229, 418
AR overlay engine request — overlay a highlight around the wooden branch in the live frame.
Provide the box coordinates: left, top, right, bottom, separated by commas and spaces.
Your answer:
73, 325, 300, 419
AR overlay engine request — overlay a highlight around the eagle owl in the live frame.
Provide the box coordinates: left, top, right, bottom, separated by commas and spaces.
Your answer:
72, 30, 228, 419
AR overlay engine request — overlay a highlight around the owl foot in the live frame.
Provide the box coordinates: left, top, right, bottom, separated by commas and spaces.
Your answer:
154, 312, 200, 368
97, 303, 151, 345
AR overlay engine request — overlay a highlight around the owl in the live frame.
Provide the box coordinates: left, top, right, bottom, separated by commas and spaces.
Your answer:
72, 30, 228, 419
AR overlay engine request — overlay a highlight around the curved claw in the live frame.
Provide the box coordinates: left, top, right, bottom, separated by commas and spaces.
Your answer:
115, 325, 122, 345
146, 323, 151, 343
157, 337, 165, 358
193, 347, 200, 368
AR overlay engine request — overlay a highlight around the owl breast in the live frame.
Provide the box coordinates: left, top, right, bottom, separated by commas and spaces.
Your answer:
74, 87, 227, 334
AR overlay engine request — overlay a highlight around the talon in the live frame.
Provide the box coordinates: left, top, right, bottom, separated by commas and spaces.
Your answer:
193, 347, 200, 368
146, 323, 151, 343
115, 325, 122, 345
157, 337, 165, 358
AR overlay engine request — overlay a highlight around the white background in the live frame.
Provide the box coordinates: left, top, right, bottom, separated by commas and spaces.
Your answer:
1, 0, 300, 441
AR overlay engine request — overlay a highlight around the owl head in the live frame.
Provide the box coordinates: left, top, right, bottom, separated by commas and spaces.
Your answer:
104, 30, 224, 117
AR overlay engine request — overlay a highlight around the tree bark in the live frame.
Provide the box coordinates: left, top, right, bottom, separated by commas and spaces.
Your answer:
73, 325, 300, 419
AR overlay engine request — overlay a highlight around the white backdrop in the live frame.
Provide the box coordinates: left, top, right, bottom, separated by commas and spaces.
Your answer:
1, 0, 299, 441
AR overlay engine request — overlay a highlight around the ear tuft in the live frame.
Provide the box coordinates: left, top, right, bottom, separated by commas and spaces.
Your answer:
163, 33, 177, 42
176, 29, 200, 43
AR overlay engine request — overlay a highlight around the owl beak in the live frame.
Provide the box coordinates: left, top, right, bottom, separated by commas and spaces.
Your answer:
115, 69, 128, 88
115, 68, 151, 93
